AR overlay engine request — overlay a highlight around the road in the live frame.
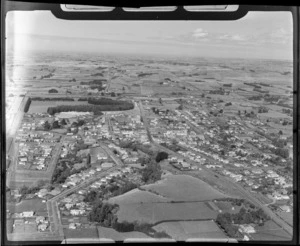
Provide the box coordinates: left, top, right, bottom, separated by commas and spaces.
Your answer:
46, 135, 65, 177
105, 113, 114, 138
99, 142, 124, 167
47, 166, 118, 237
137, 100, 153, 142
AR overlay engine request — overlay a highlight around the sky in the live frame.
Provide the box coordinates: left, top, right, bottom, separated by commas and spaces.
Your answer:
5, 9, 293, 60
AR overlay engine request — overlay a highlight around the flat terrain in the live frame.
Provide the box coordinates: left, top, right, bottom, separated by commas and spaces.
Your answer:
108, 175, 225, 224
141, 174, 227, 201
115, 201, 217, 224
96, 226, 151, 241
153, 220, 228, 241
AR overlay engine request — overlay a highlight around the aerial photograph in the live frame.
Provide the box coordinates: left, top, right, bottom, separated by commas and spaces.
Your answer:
5, 8, 293, 243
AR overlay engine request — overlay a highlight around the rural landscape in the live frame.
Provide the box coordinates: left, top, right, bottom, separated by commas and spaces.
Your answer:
5, 51, 293, 242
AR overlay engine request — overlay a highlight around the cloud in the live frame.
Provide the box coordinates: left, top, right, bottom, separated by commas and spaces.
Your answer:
192, 28, 208, 38
219, 34, 246, 41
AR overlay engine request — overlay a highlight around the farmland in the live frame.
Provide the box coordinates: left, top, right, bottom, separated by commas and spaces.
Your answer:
96, 226, 151, 241
5, 50, 293, 242
108, 175, 227, 224
141, 174, 228, 201
113, 201, 218, 224
153, 220, 228, 241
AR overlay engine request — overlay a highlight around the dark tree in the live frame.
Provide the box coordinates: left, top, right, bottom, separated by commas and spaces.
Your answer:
52, 120, 60, 129
60, 119, 67, 125
155, 152, 169, 163
48, 88, 58, 93
43, 121, 51, 130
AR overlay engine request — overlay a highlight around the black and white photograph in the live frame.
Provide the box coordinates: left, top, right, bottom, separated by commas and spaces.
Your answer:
2, 2, 298, 244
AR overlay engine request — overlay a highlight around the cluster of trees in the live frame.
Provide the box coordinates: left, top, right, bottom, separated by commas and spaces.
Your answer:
209, 88, 225, 95
272, 138, 287, 148
24, 98, 32, 113
141, 159, 162, 184
88, 199, 170, 237
119, 141, 157, 157
216, 207, 269, 237
113, 220, 170, 238
47, 105, 103, 116
48, 89, 58, 93
225, 102, 232, 106
138, 72, 155, 77
155, 151, 168, 163
52, 157, 86, 184
88, 201, 118, 226
31, 97, 74, 101
244, 110, 256, 118
264, 94, 281, 103
78, 97, 88, 101
91, 73, 104, 77
248, 95, 263, 101
273, 147, 289, 159
80, 80, 106, 91
259, 82, 272, 87
282, 108, 292, 115
19, 185, 41, 197
41, 73, 54, 79
19, 180, 50, 198
43, 119, 67, 130
258, 107, 269, 113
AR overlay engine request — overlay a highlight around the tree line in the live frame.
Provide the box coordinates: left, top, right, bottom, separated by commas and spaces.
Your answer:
24, 97, 32, 113
47, 105, 104, 116
31, 97, 75, 101
87, 98, 134, 107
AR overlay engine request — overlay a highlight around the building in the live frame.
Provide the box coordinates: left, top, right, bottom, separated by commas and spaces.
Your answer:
101, 162, 114, 168
279, 205, 291, 212
22, 211, 34, 217
239, 224, 256, 234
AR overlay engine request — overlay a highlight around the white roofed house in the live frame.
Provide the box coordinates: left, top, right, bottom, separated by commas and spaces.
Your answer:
239, 224, 256, 234
70, 209, 85, 216
22, 211, 34, 217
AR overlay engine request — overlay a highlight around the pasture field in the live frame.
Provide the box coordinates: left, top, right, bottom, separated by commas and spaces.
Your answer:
7, 198, 47, 213
277, 211, 293, 227
115, 201, 217, 224
141, 174, 227, 201
96, 226, 151, 241
108, 188, 170, 204
28, 100, 89, 114
251, 220, 292, 241
64, 228, 98, 239
153, 220, 227, 241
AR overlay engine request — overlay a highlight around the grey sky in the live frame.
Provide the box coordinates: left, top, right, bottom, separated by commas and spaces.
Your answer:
6, 10, 293, 60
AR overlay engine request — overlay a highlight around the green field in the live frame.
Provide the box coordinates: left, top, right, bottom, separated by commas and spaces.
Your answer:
96, 226, 151, 241
141, 174, 227, 201
108, 188, 170, 204
64, 228, 98, 239
153, 220, 227, 241
252, 220, 292, 241
7, 199, 47, 213
115, 201, 217, 224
